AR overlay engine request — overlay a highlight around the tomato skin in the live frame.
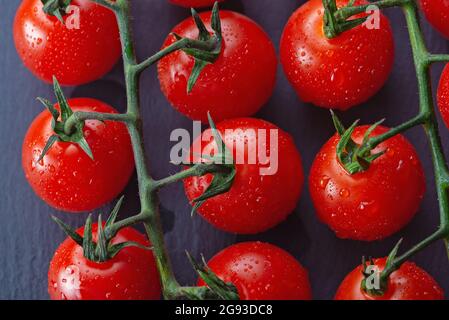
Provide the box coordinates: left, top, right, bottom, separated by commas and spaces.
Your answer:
198, 242, 312, 300
437, 64, 449, 130
309, 125, 425, 241
420, 0, 449, 40
335, 257, 444, 300
22, 98, 135, 213
158, 11, 277, 123
13, 0, 121, 86
184, 118, 304, 234
48, 224, 161, 300
280, 0, 394, 110
169, 0, 224, 8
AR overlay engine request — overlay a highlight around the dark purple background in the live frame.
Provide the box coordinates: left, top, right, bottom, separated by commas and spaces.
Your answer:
1, 0, 449, 299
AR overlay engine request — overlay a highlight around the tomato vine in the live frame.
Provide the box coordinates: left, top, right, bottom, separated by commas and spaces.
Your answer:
44, 0, 237, 300
323, 0, 449, 295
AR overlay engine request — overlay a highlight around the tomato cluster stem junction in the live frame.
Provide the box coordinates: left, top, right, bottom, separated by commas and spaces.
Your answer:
323, 0, 449, 295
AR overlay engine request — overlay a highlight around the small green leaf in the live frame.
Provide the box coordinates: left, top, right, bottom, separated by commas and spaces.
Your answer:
105, 196, 125, 228
208, 112, 231, 163
41, 0, 71, 23
211, 2, 221, 35
187, 59, 209, 93
330, 110, 346, 136
96, 215, 108, 262
37, 97, 59, 121
83, 214, 95, 260
38, 135, 60, 161
186, 251, 239, 300
385, 238, 403, 270
108, 242, 152, 259
340, 17, 368, 32
191, 8, 210, 41
189, 113, 235, 212
362, 118, 385, 146
76, 137, 94, 160
51, 215, 83, 246
336, 119, 359, 162
52, 76, 72, 121
177, 3, 222, 92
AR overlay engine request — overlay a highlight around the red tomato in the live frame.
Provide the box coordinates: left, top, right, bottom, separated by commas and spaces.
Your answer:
158, 11, 277, 123
169, 0, 224, 8
48, 223, 161, 300
437, 64, 449, 130
420, 0, 449, 40
22, 98, 134, 212
198, 242, 312, 300
280, 0, 394, 110
13, 0, 121, 85
184, 118, 304, 234
309, 125, 425, 241
335, 257, 444, 300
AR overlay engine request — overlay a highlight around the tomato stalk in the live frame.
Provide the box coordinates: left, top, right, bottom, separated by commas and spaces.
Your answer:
51, 0, 238, 300
323, 0, 449, 296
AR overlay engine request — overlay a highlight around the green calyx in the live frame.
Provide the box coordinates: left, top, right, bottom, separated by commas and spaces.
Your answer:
183, 252, 239, 300
174, 2, 222, 93
322, 0, 368, 39
52, 196, 151, 263
37, 77, 93, 161
41, 0, 72, 23
187, 113, 236, 216
331, 110, 386, 175
361, 239, 402, 297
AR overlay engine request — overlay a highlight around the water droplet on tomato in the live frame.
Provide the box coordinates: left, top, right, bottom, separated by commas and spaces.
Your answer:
319, 175, 330, 189
339, 188, 350, 198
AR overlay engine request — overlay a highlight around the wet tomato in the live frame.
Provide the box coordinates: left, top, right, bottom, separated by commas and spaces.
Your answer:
48, 223, 161, 300
22, 98, 135, 212
14, 0, 121, 85
158, 11, 277, 122
309, 125, 425, 241
198, 242, 312, 300
280, 0, 394, 110
420, 0, 449, 40
437, 63, 449, 130
184, 118, 304, 234
335, 257, 444, 300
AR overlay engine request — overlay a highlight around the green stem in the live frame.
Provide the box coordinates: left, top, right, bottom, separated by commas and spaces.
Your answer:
358, 112, 428, 153
135, 37, 218, 73
428, 54, 449, 64
154, 163, 227, 189
334, 0, 409, 21
64, 111, 133, 135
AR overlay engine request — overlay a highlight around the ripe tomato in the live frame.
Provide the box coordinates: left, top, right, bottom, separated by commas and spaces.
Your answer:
158, 11, 277, 123
437, 64, 449, 130
48, 223, 161, 300
22, 98, 134, 212
184, 118, 304, 234
198, 242, 312, 300
335, 257, 444, 300
13, 0, 121, 85
169, 0, 224, 8
309, 125, 425, 241
280, 0, 394, 110
420, 0, 449, 40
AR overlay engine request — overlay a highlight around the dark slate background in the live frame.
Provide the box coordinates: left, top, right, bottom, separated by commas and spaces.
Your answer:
1, 0, 449, 300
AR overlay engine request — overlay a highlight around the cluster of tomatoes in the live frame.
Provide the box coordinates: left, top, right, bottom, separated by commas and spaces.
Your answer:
14, 0, 449, 300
